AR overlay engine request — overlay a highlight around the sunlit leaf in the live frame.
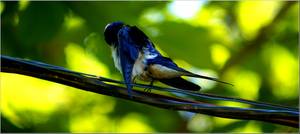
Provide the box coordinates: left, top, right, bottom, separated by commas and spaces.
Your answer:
118, 113, 154, 132
187, 114, 213, 132
262, 44, 298, 99
233, 121, 261, 133
18, 0, 29, 11
0, 2, 4, 14
210, 43, 231, 68
226, 69, 261, 100
70, 114, 112, 132
1, 73, 68, 128
64, 43, 110, 77
236, 1, 281, 39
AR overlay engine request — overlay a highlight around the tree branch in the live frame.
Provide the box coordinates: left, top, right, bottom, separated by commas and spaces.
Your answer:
1, 55, 298, 128
221, 1, 296, 73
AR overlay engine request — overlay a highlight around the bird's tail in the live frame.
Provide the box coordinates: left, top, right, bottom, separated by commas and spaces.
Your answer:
159, 77, 201, 91
184, 71, 233, 86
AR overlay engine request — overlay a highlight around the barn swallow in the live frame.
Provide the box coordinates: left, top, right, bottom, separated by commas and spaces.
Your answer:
104, 21, 232, 97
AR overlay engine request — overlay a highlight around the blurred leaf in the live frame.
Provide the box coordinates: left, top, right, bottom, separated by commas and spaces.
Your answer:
64, 43, 110, 77
210, 44, 231, 69
236, 1, 281, 40
118, 113, 154, 132
1, 116, 30, 132
1, 1, 299, 133
1, 72, 68, 130
233, 121, 261, 132
154, 21, 216, 69
262, 44, 298, 100
187, 114, 213, 132
66, 1, 167, 32
18, 2, 66, 45
83, 33, 116, 74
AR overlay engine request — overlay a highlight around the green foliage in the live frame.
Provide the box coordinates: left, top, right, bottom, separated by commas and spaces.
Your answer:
155, 21, 215, 68
18, 2, 66, 45
1, 1, 298, 133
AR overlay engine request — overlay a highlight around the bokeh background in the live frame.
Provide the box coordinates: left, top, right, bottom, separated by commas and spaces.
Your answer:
1, 1, 299, 133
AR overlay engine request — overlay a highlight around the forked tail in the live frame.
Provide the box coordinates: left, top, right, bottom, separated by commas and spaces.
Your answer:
185, 72, 233, 86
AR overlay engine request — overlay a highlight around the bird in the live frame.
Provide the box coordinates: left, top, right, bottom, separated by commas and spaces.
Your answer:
104, 21, 232, 97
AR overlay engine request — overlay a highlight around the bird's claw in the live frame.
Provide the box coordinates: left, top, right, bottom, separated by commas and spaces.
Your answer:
144, 80, 154, 93
144, 87, 152, 93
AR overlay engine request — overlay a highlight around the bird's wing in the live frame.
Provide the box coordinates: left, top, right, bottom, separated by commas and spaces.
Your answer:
129, 26, 155, 47
148, 56, 233, 86
117, 27, 141, 95
184, 72, 233, 86
147, 56, 187, 72
159, 77, 201, 91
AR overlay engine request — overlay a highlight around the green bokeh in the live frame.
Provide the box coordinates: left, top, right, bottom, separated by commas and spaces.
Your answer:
1, 1, 298, 133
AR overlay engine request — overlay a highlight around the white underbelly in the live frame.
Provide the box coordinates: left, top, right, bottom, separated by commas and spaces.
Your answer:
111, 47, 149, 81
111, 47, 122, 73
132, 53, 150, 81
148, 64, 184, 79
112, 46, 165, 82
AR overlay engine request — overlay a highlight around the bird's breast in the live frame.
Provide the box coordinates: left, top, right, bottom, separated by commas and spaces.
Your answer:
111, 47, 122, 73
132, 53, 144, 78
148, 64, 184, 79
111, 46, 153, 82
132, 53, 152, 81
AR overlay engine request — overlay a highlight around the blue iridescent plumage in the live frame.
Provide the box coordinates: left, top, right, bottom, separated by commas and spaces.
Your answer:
104, 21, 232, 97
117, 26, 142, 96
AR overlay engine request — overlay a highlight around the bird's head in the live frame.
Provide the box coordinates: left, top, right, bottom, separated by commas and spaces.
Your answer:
104, 21, 125, 46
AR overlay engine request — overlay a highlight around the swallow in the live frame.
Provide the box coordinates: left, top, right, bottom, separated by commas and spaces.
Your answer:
104, 21, 232, 97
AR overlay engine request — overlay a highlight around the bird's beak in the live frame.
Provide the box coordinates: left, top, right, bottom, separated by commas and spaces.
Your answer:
104, 23, 111, 32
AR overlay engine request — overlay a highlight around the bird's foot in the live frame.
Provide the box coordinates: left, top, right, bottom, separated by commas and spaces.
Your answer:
143, 80, 154, 93
144, 88, 152, 93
